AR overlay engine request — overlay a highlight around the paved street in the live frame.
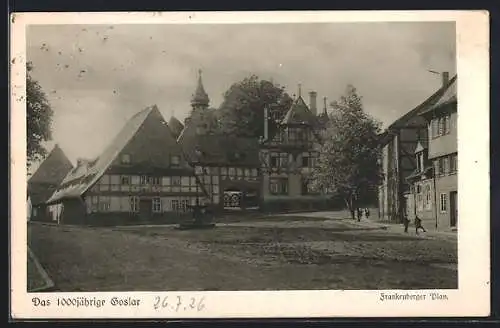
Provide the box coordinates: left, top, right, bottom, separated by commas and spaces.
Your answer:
28, 214, 457, 292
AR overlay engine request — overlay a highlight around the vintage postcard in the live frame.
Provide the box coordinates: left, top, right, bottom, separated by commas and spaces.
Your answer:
10, 11, 490, 319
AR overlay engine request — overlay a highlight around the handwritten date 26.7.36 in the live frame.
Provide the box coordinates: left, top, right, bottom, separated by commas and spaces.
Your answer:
153, 296, 205, 312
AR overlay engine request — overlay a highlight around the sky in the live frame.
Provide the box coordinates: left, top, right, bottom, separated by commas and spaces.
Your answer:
27, 22, 456, 171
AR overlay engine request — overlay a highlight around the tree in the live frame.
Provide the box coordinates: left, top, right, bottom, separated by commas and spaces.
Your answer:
312, 85, 382, 220
26, 61, 53, 167
218, 75, 293, 138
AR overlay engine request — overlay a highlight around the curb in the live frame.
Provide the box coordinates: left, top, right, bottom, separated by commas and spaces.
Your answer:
28, 247, 55, 292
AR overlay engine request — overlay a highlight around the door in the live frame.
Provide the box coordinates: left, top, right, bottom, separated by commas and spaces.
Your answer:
450, 191, 458, 227
139, 198, 152, 220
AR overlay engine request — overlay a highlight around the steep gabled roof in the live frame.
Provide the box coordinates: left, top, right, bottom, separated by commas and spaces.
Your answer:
281, 96, 318, 126
414, 140, 428, 154
47, 105, 166, 203
168, 116, 184, 139
387, 75, 457, 131
28, 144, 74, 204
420, 75, 457, 116
28, 144, 73, 185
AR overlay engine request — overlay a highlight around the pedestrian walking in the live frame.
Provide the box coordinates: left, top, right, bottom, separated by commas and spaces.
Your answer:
415, 215, 427, 234
364, 208, 370, 220
356, 208, 362, 222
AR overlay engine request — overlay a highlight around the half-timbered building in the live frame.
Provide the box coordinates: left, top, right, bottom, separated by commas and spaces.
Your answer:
378, 72, 453, 223
406, 74, 457, 231
259, 88, 332, 211
46, 105, 205, 225
177, 70, 261, 211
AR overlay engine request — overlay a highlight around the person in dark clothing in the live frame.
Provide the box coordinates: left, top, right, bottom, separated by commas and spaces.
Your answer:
415, 215, 426, 234
403, 212, 410, 233
356, 208, 362, 222
364, 208, 370, 220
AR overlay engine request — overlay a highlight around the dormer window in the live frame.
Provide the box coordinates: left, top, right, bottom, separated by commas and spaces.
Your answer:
170, 155, 180, 167
121, 154, 130, 164
416, 152, 424, 172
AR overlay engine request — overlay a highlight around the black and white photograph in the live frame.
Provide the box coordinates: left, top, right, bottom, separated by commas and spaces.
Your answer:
11, 11, 489, 318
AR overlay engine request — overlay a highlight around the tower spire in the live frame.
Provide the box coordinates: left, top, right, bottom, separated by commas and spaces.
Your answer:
323, 96, 327, 115
191, 68, 210, 110
298, 83, 302, 98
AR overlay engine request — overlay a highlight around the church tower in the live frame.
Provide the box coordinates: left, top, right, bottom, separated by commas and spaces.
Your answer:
190, 69, 210, 111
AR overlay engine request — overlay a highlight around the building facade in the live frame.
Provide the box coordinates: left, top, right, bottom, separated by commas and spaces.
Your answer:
378, 72, 453, 223
259, 89, 332, 211
407, 74, 457, 231
46, 106, 205, 225
178, 71, 263, 211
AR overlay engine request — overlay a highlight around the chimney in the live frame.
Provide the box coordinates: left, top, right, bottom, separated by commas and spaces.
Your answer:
76, 158, 89, 169
442, 71, 450, 88
264, 106, 269, 141
309, 91, 317, 116
323, 96, 327, 115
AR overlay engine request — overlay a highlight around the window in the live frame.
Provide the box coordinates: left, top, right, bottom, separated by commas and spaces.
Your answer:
279, 153, 289, 168
140, 175, 148, 185
425, 184, 432, 210
121, 154, 130, 164
91, 196, 99, 212
442, 157, 449, 175
171, 199, 188, 212
236, 168, 243, 178
151, 176, 161, 186
431, 119, 438, 138
301, 178, 318, 195
251, 168, 258, 177
221, 167, 227, 177
302, 154, 309, 168
171, 200, 180, 212
438, 158, 445, 175
121, 175, 130, 185
172, 176, 181, 186
450, 153, 458, 173
270, 153, 279, 168
170, 155, 180, 167
99, 196, 111, 212
440, 193, 448, 213
416, 184, 423, 211
434, 115, 451, 138
181, 199, 189, 211
269, 178, 288, 195
130, 196, 139, 212
228, 167, 235, 178
443, 115, 450, 134
152, 197, 162, 213
416, 153, 422, 172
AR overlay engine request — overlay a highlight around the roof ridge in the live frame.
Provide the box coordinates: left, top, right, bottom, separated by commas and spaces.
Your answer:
47, 105, 156, 204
